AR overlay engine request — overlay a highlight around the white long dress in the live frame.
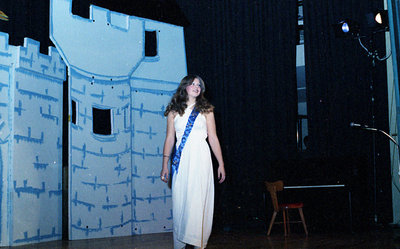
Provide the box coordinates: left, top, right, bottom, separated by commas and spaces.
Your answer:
172, 104, 214, 249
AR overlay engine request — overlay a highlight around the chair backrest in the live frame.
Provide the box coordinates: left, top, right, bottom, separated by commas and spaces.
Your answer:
265, 180, 284, 212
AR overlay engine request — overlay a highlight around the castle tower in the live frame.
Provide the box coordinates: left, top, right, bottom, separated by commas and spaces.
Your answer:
50, 0, 187, 240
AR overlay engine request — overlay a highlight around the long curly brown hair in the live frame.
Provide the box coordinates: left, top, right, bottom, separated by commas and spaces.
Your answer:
164, 75, 214, 116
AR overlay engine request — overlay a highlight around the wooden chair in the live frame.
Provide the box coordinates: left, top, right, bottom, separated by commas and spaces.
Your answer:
265, 180, 308, 236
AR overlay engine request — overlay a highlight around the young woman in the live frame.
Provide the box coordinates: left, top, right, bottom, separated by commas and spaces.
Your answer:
161, 75, 225, 249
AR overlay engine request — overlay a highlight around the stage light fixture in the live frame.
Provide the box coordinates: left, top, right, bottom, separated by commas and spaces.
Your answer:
341, 22, 350, 33
334, 19, 360, 37
334, 10, 391, 65
375, 12, 384, 24
366, 10, 389, 31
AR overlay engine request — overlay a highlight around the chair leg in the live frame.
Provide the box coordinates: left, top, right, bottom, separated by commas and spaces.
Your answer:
298, 207, 308, 236
282, 209, 287, 236
267, 211, 277, 236
286, 209, 290, 235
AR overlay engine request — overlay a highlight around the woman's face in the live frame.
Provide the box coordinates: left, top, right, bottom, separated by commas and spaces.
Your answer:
186, 78, 201, 99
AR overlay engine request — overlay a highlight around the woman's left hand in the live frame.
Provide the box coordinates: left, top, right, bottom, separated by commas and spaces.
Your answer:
218, 165, 226, 183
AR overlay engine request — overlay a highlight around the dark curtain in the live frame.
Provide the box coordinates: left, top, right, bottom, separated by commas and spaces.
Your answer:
175, 0, 298, 229
303, 0, 392, 225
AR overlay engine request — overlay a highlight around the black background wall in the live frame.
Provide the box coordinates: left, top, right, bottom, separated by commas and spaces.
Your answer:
0, 0, 393, 233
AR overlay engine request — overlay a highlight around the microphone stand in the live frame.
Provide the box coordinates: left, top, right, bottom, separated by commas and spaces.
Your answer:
356, 28, 391, 226
361, 127, 398, 146
362, 35, 379, 225
351, 27, 390, 226
354, 124, 400, 225
369, 45, 378, 225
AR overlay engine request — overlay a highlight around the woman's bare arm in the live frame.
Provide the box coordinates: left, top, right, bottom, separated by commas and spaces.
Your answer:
160, 112, 176, 182
205, 111, 226, 183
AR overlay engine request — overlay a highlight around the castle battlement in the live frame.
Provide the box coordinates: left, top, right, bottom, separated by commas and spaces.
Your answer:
0, 32, 17, 67
0, 32, 10, 52
18, 38, 66, 80
50, 0, 144, 77
90, 5, 130, 30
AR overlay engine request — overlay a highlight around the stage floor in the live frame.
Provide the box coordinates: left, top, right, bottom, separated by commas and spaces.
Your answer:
10, 227, 400, 249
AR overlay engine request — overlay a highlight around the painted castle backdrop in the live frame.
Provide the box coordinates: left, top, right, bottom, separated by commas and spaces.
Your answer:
0, 0, 186, 245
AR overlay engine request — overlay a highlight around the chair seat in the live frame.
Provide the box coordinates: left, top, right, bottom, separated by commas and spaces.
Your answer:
279, 202, 304, 209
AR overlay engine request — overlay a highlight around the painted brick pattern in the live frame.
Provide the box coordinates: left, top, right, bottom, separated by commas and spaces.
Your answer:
0, 32, 66, 246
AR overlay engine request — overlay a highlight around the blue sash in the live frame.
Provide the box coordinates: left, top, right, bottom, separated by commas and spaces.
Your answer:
171, 107, 200, 176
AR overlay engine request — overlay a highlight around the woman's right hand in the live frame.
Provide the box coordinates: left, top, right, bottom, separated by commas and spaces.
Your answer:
160, 168, 169, 183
